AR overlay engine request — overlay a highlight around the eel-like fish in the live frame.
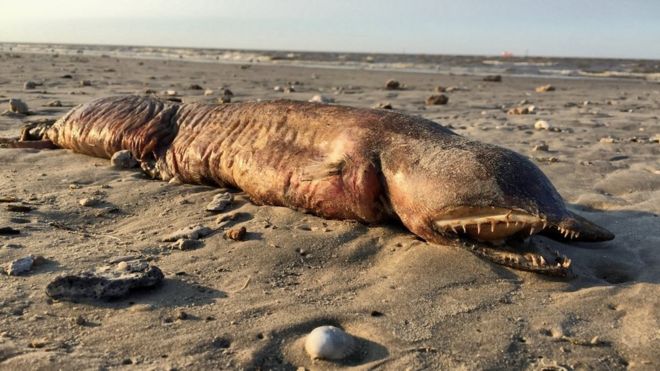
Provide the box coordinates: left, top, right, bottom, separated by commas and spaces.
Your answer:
5, 95, 615, 276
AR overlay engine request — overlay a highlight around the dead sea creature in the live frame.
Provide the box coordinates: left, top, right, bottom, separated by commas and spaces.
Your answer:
304, 326, 357, 361
4, 95, 615, 276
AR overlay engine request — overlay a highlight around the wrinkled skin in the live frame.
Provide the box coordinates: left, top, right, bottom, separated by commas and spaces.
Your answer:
5, 96, 615, 276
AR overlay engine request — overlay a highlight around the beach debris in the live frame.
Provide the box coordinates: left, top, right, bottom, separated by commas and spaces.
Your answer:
24, 81, 37, 90
425, 94, 449, 105
535, 84, 555, 93
224, 226, 246, 241
304, 326, 357, 361
61, 74, 73, 79
0, 226, 20, 235
508, 105, 536, 115
45, 260, 164, 300
165, 90, 177, 96
78, 198, 101, 207
80, 80, 92, 87
483, 75, 502, 82
8, 99, 29, 114
373, 102, 393, 110
533, 143, 550, 151
3, 255, 45, 276
435, 86, 446, 93
45, 100, 62, 107
385, 79, 401, 90
218, 96, 231, 104
170, 238, 202, 250
144, 88, 157, 94
204, 89, 214, 96
6, 204, 33, 212
309, 95, 334, 104
188, 84, 203, 90
162, 225, 212, 242
110, 150, 138, 169
599, 136, 617, 144
273, 85, 284, 92
222, 88, 234, 97
206, 192, 234, 212
534, 120, 551, 130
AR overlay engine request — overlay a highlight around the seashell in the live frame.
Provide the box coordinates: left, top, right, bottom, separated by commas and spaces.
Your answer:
304, 326, 356, 360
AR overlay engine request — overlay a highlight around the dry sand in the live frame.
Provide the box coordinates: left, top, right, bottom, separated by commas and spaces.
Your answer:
0, 53, 658, 370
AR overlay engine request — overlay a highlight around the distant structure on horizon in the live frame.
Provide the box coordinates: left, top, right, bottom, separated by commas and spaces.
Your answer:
501, 51, 513, 58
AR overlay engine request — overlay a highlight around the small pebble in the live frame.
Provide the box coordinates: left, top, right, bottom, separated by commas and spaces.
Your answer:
535, 84, 555, 93
206, 192, 234, 212
79, 198, 100, 207
534, 120, 550, 130
45, 100, 62, 107
224, 226, 246, 241
8, 99, 29, 114
385, 79, 400, 90
110, 150, 138, 169
483, 75, 502, 82
309, 95, 334, 104
24, 81, 37, 89
425, 94, 449, 105
304, 326, 356, 361
80, 80, 92, 87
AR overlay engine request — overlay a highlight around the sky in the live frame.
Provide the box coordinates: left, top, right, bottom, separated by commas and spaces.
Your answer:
1, 0, 659, 59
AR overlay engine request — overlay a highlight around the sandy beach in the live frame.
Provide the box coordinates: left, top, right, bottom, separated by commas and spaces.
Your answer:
1, 51, 658, 370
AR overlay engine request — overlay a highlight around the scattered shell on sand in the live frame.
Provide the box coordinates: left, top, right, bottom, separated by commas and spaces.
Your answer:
204, 89, 214, 96
534, 120, 551, 130
304, 326, 357, 361
373, 102, 393, 110
508, 105, 536, 115
3, 255, 45, 276
45, 260, 164, 300
8, 98, 29, 114
273, 85, 284, 92
224, 226, 246, 241
309, 95, 334, 104
45, 100, 62, 107
206, 192, 234, 212
385, 79, 400, 90
535, 84, 555, 93
78, 198, 101, 207
162, 225, 212, 242
165, 90, 177, 96
425, 94, 449, 105
483, 75, 502, 82
110, 150, 138, 169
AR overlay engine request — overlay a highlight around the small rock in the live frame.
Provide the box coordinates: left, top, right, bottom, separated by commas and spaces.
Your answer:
45, 260, 164, 300
3, 255, 45, 276
224, 226, 246, 241
482, 75, 502, 82
204, 89, 214, 96
304, 326, 356, 361
373, 102, 393, 110
206, 192, 234, 212
73, 315, 86, 326
144, 88, 157, 94
0, 227, 20, 235
309, 95, 334, 104
508, 106, 535, 115
80, 80, 92, 87
6, 204, 33, 212
161, 225, 212, 242
599, 136, 617, 144
385, 79, 400, 90
45, 100, 62, 107
222, 88, 234, 97
165, 90, 177, 96
533, 143, 549, 151
79, 198, 100, 207
273, 85, 284, 92
218, 96, 231, 104
425, 94, 449, 105
434, 86, 446, 93
24, 81, 37, 90
188, 84, 203, 90
110, 150, 138, 169
170, 238, 202, 250
175, 310, 188, 320
535, 84, 555, 93
534, 120, 551, 130
8, 99, 29, 114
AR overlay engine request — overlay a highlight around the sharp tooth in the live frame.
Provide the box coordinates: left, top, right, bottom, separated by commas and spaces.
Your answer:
542, 221, 547, 229
491, 220, 496, 232
461, 224, 467, 233
575, 232, 580, 239
450, 225, 457, 233
477, 223, 481, 234
564, 230, 570, 238
529, 226, 536, 235
539, 256, 546, 265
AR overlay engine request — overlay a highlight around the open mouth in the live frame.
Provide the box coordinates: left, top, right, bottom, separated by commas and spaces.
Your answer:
432, 207, 578, 276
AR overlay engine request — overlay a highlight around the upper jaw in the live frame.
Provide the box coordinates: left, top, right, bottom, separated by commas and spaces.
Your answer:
432, 207, 582, 242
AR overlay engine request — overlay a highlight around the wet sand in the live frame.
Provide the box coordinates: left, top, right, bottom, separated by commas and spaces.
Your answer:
0, 52, 658, 370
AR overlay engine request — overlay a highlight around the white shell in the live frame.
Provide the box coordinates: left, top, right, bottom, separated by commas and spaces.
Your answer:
304, 326, 356, 360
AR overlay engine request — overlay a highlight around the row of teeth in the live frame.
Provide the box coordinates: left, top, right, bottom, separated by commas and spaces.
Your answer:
500, 252, 572, 269
557, 226, 580, 239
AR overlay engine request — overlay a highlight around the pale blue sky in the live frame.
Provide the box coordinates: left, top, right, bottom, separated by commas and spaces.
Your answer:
1, 0, 659, 59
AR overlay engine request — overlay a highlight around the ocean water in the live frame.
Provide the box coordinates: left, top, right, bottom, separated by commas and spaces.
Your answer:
2, 42, 659, 81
